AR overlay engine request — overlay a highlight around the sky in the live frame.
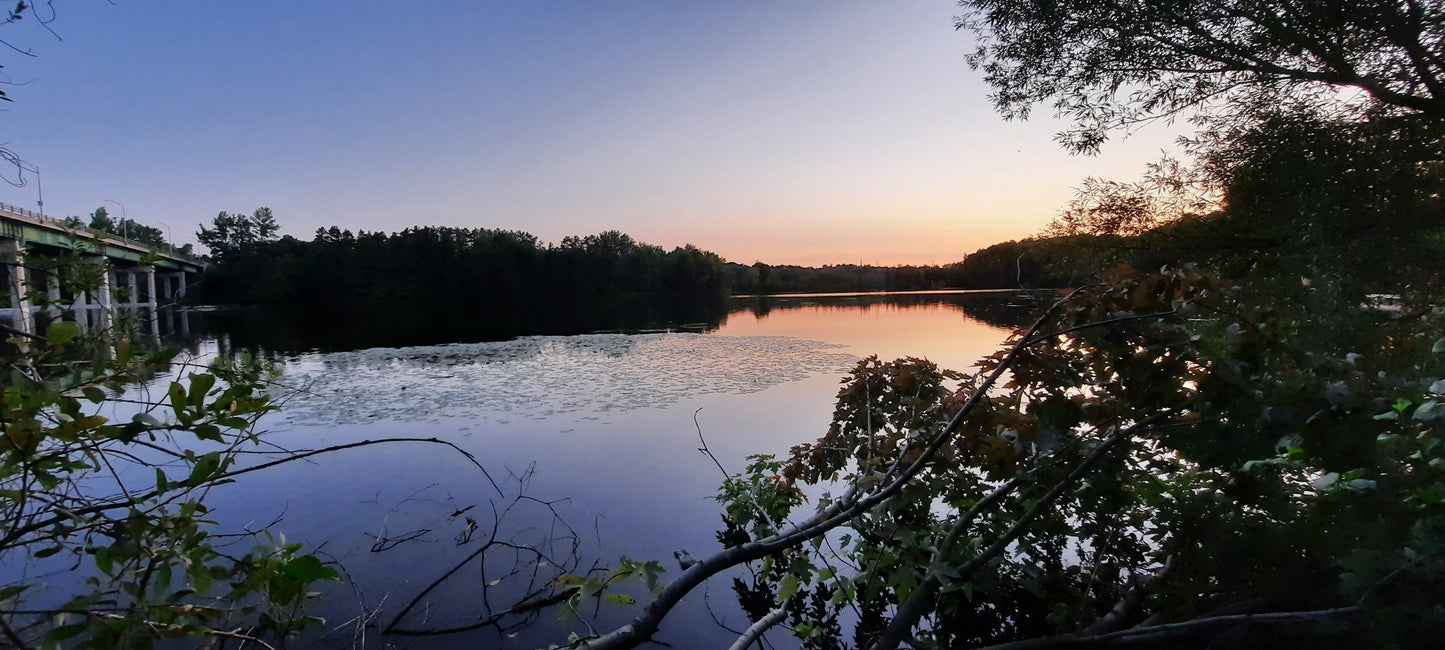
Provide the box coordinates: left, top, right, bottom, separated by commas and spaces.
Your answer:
0, 1, 1183, 266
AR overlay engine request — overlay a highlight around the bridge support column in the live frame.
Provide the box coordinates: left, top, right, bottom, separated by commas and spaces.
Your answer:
71, 283, 89, 330
84, 256, 113, 332
46, 273, 61, 320
1, 241, 34, 336
141, 266, 157, 309
140, 266, 158, 336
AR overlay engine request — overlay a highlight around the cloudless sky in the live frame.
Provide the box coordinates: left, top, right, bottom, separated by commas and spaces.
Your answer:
0, 1, 1182, 265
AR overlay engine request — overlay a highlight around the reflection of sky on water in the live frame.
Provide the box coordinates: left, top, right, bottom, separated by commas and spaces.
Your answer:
118, 292, 1036, 648
271, 334, 856, 427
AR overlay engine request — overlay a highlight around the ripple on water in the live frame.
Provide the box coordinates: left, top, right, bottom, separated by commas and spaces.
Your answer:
271, 333, 856, 427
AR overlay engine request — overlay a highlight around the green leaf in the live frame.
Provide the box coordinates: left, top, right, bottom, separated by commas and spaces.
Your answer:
168, 381, 187, 413
94, 548, 113, 575
281, 555, 338, 582
778, 576, 802, 602
81, 386, 106, 404
188, 452, 221, 486
45, 321, 81, 348
155, 563, 173, 596
188, 373, 216, 408
194, 424, 223, 442
606, 593, 637, 605
1434, 337, 1445, 354
155, 468, 169, 494
217, 416, 250, 430
0, 585, 29, 600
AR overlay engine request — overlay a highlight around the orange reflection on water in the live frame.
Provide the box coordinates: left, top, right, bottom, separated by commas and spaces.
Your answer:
716, 292, 1042, 374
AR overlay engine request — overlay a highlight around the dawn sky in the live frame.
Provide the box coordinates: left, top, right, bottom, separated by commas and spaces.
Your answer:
0, 1, 1181, 266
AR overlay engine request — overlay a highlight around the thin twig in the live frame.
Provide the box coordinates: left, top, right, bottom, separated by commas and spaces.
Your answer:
693, 408, 728, 479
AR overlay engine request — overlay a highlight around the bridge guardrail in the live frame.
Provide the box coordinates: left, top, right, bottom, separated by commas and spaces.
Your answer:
0, 200, 205, 265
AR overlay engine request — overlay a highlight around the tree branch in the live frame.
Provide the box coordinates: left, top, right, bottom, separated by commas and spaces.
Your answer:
0, 436, 499, 548
726, 605, 788, 650
579, 291, 1086, 649
868, 412, 1176, 650
966, 606, 1362, 650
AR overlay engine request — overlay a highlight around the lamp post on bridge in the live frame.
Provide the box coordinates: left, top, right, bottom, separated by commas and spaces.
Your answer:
152, 221, 175, 252
103, 199, 127, 242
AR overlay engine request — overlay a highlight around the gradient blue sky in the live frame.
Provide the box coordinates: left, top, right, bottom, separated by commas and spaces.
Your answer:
0, 1, 1180, 265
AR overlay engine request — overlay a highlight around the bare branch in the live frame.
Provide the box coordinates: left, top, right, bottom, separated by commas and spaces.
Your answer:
726, 605, 788, 650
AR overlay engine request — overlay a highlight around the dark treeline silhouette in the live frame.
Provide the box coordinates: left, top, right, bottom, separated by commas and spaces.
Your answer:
728, 262, 968, 294
728, 247, 1084, 295
196, 221, 730, 304
944, 238, 1103, 289
726, 261, 1009, 294
195, 210, 1097, 306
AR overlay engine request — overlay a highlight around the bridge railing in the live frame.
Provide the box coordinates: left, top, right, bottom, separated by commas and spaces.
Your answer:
0, 200, 205, 265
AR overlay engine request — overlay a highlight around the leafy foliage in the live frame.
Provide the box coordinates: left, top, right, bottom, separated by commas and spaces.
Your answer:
0, 281, 338, 646
743, 264, 1445, 648
957, 0, 1445, 153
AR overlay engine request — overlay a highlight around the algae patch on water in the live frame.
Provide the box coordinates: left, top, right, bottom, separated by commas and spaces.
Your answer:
271, 333, 855, 426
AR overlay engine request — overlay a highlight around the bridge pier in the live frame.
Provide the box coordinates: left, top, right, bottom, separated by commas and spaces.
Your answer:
141, 266, 157, 310
140, 265, 159, 336
84, 255, 114, 332
1, 241, 34, 336
71, 282, 89, 329
46, 273, 61, 320
159, 271, 188, 303
120, 269, 137, 307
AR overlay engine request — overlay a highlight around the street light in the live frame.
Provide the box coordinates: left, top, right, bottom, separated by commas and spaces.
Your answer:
103, 199, 127, 241
153, 221, 175, 252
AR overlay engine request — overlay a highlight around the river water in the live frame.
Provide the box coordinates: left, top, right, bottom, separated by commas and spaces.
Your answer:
162, 290, 1053, 648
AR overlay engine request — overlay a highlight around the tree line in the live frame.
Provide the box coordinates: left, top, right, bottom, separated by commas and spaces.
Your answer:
195, 215, 731, 303
196, 213, 1094, 304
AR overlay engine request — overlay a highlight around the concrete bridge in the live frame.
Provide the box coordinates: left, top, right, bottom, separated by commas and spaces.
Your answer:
0, 201, 206, 337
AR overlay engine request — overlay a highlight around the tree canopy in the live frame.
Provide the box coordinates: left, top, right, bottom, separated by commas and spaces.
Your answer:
196, 208, 280, 263
957, 0, 1445, 152
194, 214, 734, 304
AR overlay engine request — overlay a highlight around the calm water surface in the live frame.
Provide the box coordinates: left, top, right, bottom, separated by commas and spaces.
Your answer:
166, 291, 1053, 648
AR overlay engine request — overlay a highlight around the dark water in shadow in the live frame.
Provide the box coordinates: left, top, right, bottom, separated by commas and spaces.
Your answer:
188, 289, 1053, 355
195, 293, 731, 353
134, 290, 1056, 648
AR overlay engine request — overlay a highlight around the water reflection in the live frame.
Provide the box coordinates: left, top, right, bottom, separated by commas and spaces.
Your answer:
156, 290, 1045, 648
740, 289, 1056, 331
202, 293, 731, 353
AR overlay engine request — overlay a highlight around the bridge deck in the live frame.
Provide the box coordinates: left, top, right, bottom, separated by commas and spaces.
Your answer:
0, 202, 205, 272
